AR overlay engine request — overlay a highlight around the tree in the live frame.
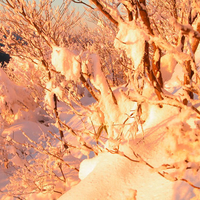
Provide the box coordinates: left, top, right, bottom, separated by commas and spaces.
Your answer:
1, 0, 200, 199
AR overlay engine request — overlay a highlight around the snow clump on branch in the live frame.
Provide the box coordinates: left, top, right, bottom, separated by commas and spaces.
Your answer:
114, 21, 147, 69
51, 46, 81, 81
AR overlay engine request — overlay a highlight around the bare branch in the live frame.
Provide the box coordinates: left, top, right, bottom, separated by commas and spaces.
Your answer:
89, 0, 122, 26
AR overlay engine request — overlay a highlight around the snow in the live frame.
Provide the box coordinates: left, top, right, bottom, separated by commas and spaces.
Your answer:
1, 67, 200, 200
1, 121, 51, 144
0, 67, 36, 127
160, 54, 177, 83
87, 53, 108, 94
2, 6, 200, 200
10, 154, 27, 167
51, 46, 80, 81
57, 98, 200, 200
138, 104, 180, 133
0, 119, 81, 200
0, 167, 10, 200
50, 39, 200, 200
1, 50, 199, 200
114, 21, 146, 69
58, 147, 174, 200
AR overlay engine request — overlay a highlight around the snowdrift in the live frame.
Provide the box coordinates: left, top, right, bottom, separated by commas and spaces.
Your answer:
58, 103, 200, 200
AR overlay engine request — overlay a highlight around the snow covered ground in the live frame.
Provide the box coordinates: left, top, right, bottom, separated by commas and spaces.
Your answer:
1, 26, 200, 200
57, 103, 200, 200
1, 61, 199, 200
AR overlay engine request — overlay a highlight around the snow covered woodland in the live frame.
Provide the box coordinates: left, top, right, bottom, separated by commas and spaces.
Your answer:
1, 0, 200, 199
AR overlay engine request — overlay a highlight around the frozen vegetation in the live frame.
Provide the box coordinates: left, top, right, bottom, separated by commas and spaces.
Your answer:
1, 0, 200, 200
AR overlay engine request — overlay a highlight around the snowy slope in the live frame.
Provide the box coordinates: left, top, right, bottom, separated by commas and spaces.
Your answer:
1, 19, 200, 200
58, 101, 200, 200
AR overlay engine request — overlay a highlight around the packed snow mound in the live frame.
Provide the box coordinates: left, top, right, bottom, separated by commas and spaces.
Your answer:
58, 149, 173, 200
57, 105, 174, 200
78, 155, 99, 180
58, 103, 200, 200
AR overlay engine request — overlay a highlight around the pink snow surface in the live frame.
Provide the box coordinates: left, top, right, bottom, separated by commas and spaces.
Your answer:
1, 22, 200, 200
58, 103, 199, 200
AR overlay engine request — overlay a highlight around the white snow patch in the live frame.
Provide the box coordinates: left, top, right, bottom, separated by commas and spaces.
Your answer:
51, 46, 80, 81
114, 22, 146, 69
58, 149, 174, 200
78, 156, 99, 180
0, 68, 36, 125
160, 54, 177, 83
138, 104, 180, 134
